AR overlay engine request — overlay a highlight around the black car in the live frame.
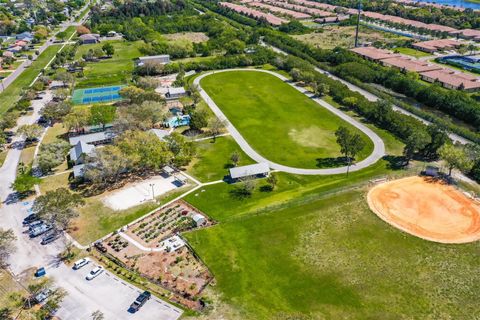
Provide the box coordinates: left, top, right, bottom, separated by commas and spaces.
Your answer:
23, 214, 38, 225
129, 291, 151, 313
41, 231, 60, 245
94, 242, 107, 253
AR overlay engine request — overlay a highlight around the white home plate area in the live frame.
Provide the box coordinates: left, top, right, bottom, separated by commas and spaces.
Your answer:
103, 175, 185, 211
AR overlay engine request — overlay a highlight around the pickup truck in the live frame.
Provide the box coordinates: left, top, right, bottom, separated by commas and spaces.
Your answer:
29, 224, 52, 238
129, 291, 151, 313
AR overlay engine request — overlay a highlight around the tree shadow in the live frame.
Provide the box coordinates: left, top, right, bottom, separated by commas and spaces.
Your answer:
229, 187, 252, 200
382, 155, 407, 170
260, 185, 273, 192
316, 157, 349, 168
224, 163, 235, 169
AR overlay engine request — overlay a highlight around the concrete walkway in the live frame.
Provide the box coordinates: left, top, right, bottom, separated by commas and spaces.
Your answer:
194, 69, 386, 175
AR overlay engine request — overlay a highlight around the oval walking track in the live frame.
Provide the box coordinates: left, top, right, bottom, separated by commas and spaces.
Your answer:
194, 69, 385, 175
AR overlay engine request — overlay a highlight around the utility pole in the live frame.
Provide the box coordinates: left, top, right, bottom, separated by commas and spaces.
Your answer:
354, 0, 362, 48
149, 183, 155, 201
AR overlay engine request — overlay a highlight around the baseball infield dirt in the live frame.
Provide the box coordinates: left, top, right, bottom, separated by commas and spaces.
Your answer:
367, 176, 480, 244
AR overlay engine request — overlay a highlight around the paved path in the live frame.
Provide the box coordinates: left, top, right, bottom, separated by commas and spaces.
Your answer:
194, 69, 386, 175
264, 42, 471, 145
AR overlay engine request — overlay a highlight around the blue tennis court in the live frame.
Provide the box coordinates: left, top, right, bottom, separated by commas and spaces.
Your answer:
72, 85, 125, 104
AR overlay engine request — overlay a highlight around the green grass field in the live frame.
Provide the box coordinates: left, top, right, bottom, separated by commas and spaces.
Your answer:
0, 45, 60, 115
74, 40, 144, 88
200, 71, 374, 169
394, 47, 431, 58
184, 188, 480, 319
187, 136, 255, 182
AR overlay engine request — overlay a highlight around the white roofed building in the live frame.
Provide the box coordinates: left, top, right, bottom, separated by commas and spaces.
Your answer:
229, 162, 270, 180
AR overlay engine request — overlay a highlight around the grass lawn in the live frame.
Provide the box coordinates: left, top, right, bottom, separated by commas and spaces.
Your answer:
20, 145, 36, 167
186, 135, 255, 182
39, 123, 69, 172
394, 47, 432, 58
0, 45, 60, 115
74, 40, 144, 88
0, 150, 7, 167
184, 188, 480, 319
200, 70, 374, 169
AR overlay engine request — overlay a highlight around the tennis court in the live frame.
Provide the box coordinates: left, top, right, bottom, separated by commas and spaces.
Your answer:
72, 85, 125, 104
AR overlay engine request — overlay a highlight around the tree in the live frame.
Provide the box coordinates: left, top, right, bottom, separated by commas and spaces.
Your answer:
17, 124, 43, 142
438, 144, 473, 176
56, 31, 67, 41
335, 126, 366, 176
102, 42, 115, 56
189, 109, 208, 131
84, 146, 130, 185
230, 151, 240, 167
0, 228, 16, 268
64, 108, 90, 133
164, 132, 195, 167
76, 25, 90, 35
233, 176, 256, 198
313, 82, 330, 97
37, 140, 70, 174
225, 39, 246, 55
40, 101, 72, 122
90, 104, 116, 130
403, 129, 431, 165
266, 173, 278, 190
208, 118, 226, 142
32, 188, 85, 230
12, 172, 41, 194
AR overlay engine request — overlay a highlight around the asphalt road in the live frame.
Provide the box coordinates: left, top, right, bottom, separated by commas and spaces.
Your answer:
194, 68, 386, 175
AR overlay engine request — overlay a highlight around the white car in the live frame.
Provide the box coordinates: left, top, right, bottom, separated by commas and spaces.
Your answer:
86, 266, 104, 280
73, 257, 90, 270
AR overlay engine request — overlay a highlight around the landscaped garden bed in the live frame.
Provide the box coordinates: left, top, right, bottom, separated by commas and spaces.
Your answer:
124, 200, 212, 249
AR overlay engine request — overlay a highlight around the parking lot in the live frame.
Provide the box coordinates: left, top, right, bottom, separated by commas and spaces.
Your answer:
49, 263, 183, 320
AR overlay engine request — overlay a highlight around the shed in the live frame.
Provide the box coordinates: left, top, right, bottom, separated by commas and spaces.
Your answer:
79, 34, 100, 44
192, 213, 207, 227
163, 165, 175, 176
175, 174, 188, 185
165, 87, 187, 100
229, 162, 270, 180
137, 55, 170, 66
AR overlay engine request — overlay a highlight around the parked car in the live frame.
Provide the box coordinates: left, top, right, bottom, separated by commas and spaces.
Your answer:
86, 266, 104, 280
34, 267, 46, 277
41, 231, 60, 245
23, 214, 38, 225
73, 257, 90, 270
94, 242, 107, 253
28, 220, 44, 230
29, 224, 52, 238
129, 291, 151, 313
34, 288, 51, 303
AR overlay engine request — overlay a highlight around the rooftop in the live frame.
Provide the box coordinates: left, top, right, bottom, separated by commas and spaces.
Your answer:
381, 56, 442, 73
69, 131, 116, 146
420, 69, 480, 90
230, 162, 270, 179
350, 46, 400, 60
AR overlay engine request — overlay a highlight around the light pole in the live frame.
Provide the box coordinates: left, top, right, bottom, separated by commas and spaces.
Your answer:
354, 0, 362, 48
149, 183, 155, 201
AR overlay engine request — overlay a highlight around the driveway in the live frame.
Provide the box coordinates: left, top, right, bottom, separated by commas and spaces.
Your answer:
194, 69, 386, 175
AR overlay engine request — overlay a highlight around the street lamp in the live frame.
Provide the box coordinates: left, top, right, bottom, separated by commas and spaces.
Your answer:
354, 0, 362, 48
149, 183, 155, 201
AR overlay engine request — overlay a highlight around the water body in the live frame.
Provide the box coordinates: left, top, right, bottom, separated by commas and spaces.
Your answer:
417, 0, 480, 10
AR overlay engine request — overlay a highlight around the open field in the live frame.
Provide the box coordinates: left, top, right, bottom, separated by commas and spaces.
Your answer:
185, 188, 480, 319
187, 136, 255, 182
394, 47, 432, 58
164, 32, 209, 43
0, 45, 60, 115
74, 40, 144, 88
200, 71, 374, 169
293, 25, 409, 49
368, 176, 480, 243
